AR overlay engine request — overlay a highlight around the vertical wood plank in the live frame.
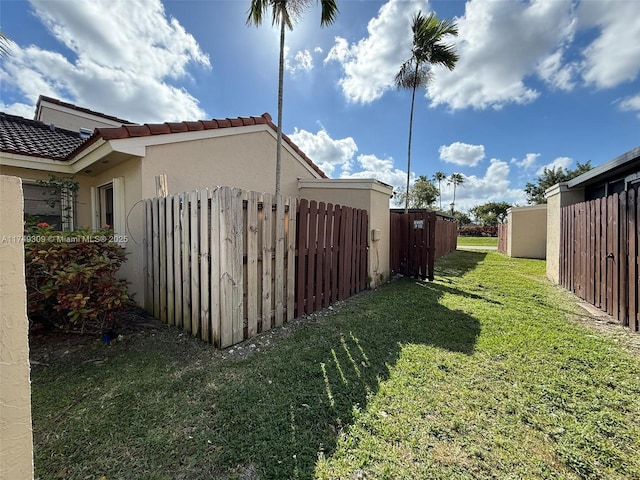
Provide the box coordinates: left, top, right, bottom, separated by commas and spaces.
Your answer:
306, 201, 318, 313
331, 206, 341, 303
231, 188, 244, 345
246, 191, 259, 337
286, 197, 297, 321
219, 187, 233, 347
190, 190, 200, 336
210, 188, 221, 346
619, 192, 628, 325
159, 196, 167, 323
181, 191, 191, 334
153, 198, 161, 318
315, 202, 327, 311
296, 199, 309, 317
173, 196, 182, 328
200, 188, 210, 343
144, 200, 153, 313
166, 195, 175, 326
275, 194, 286, 326
629, 188, 638, 331
262, 192, 274, 330
323, 204, 334, 304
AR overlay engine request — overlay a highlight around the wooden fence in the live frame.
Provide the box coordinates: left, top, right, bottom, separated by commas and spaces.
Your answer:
144, 186, 297, 348
559, 188, 639, 331
497, 223, 508, 254
390, 211, 457, 281
143, 187, 370, 348
296, 199, 369, 316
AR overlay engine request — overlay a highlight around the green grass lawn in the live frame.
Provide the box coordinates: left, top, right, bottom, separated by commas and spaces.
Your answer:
31, 251, 640, 479
456, 236, 498, 247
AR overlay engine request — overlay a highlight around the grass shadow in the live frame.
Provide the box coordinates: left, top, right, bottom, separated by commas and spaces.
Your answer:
435, 250, 487, 278
200, 276, 481, 479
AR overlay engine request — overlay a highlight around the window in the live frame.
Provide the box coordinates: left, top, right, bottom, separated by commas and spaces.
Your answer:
23, 183, 62, 229
100, 183, 114, 228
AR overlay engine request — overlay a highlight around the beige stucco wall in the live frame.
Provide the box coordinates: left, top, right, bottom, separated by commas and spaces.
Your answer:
298, 179, 393, 288
545, 183, 585, 283
0, 176, 34, 480
37, 104, 123, 132
507, 204, 547, 259
140, 130, 320, 199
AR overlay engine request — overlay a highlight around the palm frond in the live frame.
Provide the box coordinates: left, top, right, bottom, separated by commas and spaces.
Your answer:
319, 0, 339, 26
0, 30, 12, 57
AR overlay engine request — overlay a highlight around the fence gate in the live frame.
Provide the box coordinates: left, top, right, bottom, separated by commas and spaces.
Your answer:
390, 212, 437, 280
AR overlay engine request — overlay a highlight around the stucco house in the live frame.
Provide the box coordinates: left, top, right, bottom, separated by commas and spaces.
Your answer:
0, 96, 332, 305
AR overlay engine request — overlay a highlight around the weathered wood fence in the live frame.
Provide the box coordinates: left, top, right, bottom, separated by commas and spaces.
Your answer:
560, 188, 639, 330
497, 223, 508, 254
143, 187, 369, 348
390, 211, 458, 281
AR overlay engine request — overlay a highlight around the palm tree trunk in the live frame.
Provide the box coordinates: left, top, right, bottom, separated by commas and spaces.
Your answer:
404, 66, 419, 214
438, 180, 442, 210
451, 184, 456, 214
275, 13, 286, 196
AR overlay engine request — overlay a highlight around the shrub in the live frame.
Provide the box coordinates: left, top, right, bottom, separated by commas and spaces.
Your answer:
458, 225, 498, 237
25, 224, 129, 334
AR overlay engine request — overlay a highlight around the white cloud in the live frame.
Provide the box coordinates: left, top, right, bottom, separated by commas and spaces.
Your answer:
1, 0, 210, 122
620, 93, 640, 117
511, 153, 540, 170
324, 0, 429, 104
536, 156, 573, 175
441, 159, 526, 212
285, 46, 314, 75
341, 154, 411, 206
536, 49, 578, 91
578, 1, 640, 89
288, 126, 358, 177
0, 102, 35, 119
438, 142, 485, 166
429, 0, 574, 110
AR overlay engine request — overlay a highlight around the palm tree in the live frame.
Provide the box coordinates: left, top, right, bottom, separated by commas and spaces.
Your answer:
247, 0, 338, 196
0, 30, 12, 57
395, 11, 459, 214
433, 171, 446, 210
448, 172, 464, 214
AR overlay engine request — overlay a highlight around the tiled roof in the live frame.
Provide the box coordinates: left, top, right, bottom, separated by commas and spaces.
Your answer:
78, 112, 327, 178
37, 95, 132, 125
0, 112, 86, 161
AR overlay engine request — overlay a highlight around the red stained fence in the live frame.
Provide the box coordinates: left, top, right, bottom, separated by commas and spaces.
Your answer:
559, 188, 639, 330
497, 223, 508, 254
390, 212, 458, 281
296, 199, 369, 317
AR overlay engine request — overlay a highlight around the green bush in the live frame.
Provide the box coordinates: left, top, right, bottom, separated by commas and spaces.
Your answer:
25, 224, 129, 334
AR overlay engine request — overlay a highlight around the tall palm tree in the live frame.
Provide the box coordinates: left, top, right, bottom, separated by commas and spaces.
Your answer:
433, 171, 446, 210
0, 30, 12, 57
247, 0, 338, 196
448, 172, 464, 214
395, 11, 459, 214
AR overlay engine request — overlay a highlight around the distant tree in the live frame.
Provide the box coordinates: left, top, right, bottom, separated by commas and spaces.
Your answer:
452, 210, 471, 225
469, 201, 511, 227
433, 171, 447, 209
397, 175, 439, 209
525, 161, 592, 204
247, 0, 339, 195
395, 11, 459, 213
448, 172, 465, 214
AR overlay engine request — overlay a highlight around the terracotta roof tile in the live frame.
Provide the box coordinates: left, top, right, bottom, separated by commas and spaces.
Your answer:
0, 112, 85, 161
3, 109, 327, 179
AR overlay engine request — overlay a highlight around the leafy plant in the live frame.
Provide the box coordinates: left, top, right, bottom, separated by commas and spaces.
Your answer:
25, 224, 128, 334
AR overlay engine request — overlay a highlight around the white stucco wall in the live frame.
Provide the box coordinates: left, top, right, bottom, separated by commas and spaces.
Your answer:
0, 176, 34, 480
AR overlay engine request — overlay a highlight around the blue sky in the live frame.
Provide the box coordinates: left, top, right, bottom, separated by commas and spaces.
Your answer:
1, 0, 639, 211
